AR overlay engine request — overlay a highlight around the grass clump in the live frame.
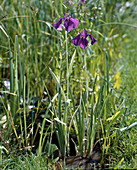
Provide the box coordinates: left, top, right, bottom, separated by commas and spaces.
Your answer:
0, 0, 137, 169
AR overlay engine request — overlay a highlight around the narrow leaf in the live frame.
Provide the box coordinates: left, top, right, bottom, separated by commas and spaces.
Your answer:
67, 50, 76, 79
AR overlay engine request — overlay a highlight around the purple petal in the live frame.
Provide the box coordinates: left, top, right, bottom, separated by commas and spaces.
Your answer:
70, 18, 79, 29
82, 29, 88, 38
65, 0, 72, 4
72, 33, 81, 46
89, 34, 97, 45
64, 19, 74, 31
54, 19, 63, 31
64, 13, 67, 20
79, 38, 89, 49
81, 0, 86, 2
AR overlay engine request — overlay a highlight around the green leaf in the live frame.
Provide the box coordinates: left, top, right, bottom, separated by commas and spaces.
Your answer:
67, 50, 76, 79
49, 67, 66, 102
44, 141, 58, 156
120, 122, 137, 132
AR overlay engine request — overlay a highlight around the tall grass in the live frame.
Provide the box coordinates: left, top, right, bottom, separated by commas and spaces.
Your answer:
0, 0, 137, 169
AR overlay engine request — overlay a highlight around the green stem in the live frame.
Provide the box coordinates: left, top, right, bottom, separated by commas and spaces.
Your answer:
66, 31, 69, 100
84, 50, 88, 111
65, 31, 69, 156
84, 50, 89, 155
23, 76, 27, 146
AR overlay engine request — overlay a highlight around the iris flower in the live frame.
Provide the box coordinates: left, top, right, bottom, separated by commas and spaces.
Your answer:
54, 13, 79, 32
65, 0, 72, 4
72, 29, 97, 49
79, 0, 87, 5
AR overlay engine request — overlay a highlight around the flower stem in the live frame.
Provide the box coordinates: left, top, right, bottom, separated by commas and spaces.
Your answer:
66, 31, 69, 100
84, 50, 89, 154
84, 50, 88, 112
65, 31, 69, 156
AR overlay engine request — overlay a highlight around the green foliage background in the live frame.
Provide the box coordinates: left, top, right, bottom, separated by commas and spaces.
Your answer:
0, 0, 137, 169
